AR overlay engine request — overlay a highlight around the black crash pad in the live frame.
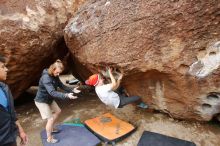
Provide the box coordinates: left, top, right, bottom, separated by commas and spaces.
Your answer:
137, 131, 196, 146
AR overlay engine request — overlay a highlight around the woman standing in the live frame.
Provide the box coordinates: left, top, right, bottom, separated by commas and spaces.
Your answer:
34, 59, 78, 143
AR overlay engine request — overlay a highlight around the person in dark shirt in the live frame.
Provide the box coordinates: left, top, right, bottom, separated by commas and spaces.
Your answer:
0, 55, 28, 146
34, 59, 79, 143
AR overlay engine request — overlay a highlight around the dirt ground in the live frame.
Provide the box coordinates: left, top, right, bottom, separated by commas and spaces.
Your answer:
15, 76, 220, 146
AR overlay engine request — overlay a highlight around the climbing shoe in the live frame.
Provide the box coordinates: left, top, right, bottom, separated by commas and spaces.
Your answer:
137, 102, 148, 109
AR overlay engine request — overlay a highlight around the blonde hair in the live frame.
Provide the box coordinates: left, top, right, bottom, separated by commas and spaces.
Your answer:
48, 59, 64, 76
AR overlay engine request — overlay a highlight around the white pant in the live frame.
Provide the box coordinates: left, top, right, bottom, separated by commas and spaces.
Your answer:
35, 101, 61, 120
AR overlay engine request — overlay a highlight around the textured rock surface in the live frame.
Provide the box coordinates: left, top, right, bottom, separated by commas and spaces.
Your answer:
0, 0, 86, 98
64, 0, 220, 121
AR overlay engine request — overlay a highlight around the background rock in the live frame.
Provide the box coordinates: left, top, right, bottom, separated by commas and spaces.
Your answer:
0, 0, 86, 98
64, 0, 220, 121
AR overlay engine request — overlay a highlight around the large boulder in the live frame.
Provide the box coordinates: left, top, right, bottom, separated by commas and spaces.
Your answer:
64, 0, 220, 121
0, 0, 86, 98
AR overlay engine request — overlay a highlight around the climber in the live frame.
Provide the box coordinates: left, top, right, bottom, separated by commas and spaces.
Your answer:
85, 67, 148, 109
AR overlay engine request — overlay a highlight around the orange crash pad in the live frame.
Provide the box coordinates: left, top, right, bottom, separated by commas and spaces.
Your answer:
84, 113, 135, 143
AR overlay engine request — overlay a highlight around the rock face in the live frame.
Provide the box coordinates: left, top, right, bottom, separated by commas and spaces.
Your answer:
64, 0, 220, 121
0, 0, 86, 98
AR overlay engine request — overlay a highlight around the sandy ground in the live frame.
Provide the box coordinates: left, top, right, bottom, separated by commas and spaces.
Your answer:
15, 75, 220, 146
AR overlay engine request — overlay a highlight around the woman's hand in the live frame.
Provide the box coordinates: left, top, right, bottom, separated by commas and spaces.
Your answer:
67, 93, 78, 99
72, 87, 81, 94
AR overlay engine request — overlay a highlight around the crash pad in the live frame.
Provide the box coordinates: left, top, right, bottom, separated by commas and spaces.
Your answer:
41, 124, 100, 146
84, 113, 135, 144
137, 131, 196, 146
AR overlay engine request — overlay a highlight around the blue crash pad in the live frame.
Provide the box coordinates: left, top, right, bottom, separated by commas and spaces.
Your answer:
41, 124, 100, 146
